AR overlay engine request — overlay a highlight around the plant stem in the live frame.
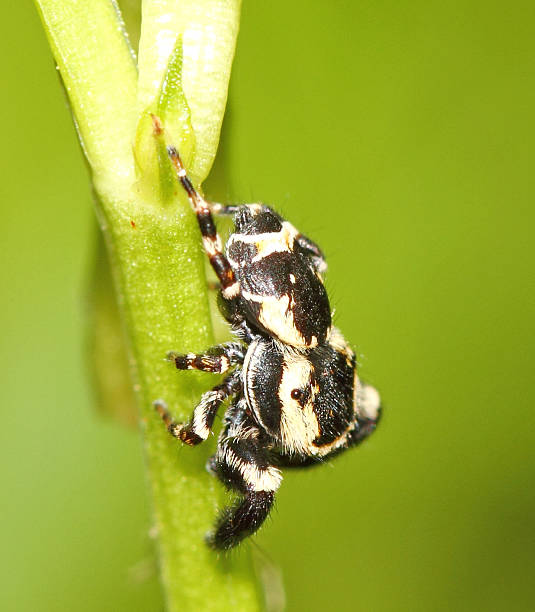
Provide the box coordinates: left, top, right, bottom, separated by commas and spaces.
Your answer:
34, 1, 261, 610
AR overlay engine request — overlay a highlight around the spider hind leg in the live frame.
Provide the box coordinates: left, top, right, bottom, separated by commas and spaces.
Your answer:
207, 399, 281, 549
208, 491, 275, 550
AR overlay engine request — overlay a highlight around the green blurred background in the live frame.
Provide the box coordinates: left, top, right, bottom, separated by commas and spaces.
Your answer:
2, 1, 534, 610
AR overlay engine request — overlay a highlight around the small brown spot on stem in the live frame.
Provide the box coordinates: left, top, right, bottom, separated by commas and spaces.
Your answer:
151, 113, 163, 135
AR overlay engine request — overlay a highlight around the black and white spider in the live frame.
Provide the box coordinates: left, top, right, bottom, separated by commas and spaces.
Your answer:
154, 139, 381, 550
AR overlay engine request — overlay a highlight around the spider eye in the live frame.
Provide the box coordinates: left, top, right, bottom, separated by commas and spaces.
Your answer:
290, 388, 303, 400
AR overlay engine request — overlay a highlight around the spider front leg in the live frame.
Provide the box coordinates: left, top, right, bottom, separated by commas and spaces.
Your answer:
207, 399, 282, 550
167, 146, 239, 300
167, 342, 245, 374
154, 369, 242, 446
166, 145, 266, 343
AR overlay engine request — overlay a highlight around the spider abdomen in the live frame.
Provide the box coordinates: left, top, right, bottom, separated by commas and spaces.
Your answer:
243, 335, 359, 456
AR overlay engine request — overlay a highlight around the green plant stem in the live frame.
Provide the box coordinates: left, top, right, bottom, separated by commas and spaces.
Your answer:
34, 1, 261, 610
35, 0, 137, 201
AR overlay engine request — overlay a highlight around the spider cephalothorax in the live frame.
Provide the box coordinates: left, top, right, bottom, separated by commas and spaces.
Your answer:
154, 141, 381, 550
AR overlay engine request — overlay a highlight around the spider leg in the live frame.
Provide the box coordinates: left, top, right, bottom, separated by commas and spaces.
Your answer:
167, 146, 239, 300
294, 233, 327, 274
211, 204, 243, 216
166, 144, 269, 339
207, 399, 282, 550
154, 369, 242, 446
167, 342, 245, 374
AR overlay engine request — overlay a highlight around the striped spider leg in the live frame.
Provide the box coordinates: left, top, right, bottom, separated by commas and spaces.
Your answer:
154, 343, 245, 445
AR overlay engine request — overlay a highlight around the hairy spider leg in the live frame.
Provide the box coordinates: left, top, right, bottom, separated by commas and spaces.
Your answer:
167, 146, 240, 300
207, 399, 282, 550
167, 342, 245, 374
154, 369, 242, 446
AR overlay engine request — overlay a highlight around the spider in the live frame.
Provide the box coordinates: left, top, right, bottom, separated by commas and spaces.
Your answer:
154, 142, 381, 550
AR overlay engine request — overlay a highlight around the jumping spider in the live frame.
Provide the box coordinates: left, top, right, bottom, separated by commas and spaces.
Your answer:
154, 143, 381, 550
